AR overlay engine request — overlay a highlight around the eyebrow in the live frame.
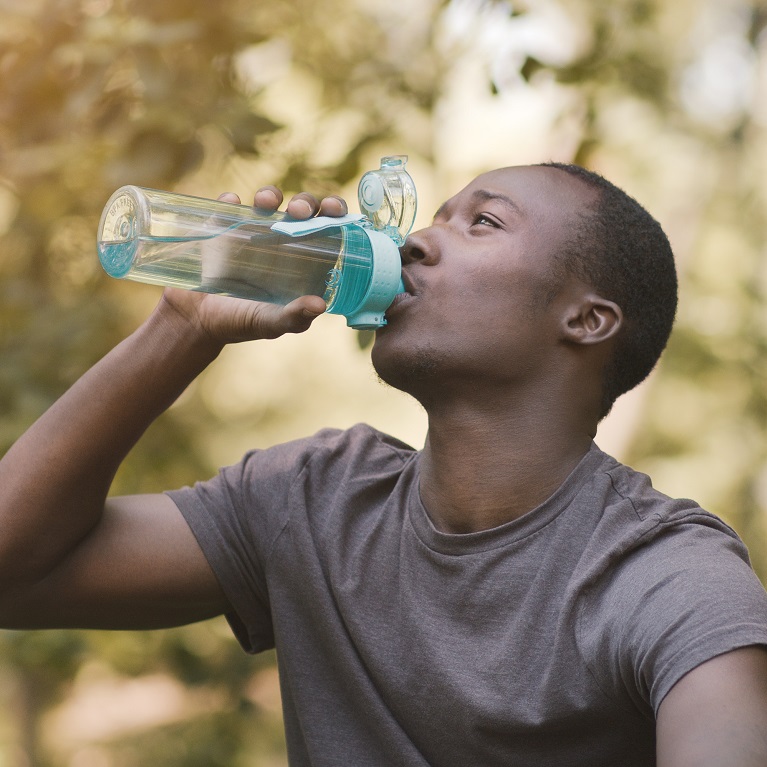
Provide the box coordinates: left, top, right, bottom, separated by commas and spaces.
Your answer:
432, 200, 450, 221
471, 189, 523, 215
432, 189, 523, 220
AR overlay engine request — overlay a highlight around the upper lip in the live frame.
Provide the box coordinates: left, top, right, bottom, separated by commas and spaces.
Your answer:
399, 270, 417, 297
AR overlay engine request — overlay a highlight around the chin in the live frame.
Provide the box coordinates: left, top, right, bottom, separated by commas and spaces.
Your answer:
371, 339, 444, 400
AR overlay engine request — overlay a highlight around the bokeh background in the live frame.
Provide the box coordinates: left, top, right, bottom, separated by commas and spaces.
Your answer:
1, 0, 766, 764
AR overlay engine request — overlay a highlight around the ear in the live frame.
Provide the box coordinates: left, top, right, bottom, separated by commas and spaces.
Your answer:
561, 295, 623, 346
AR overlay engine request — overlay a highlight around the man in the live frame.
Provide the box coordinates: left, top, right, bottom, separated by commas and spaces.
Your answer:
1, 163, 766, 766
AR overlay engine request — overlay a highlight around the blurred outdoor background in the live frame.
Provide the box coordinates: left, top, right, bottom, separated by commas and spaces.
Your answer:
1, 0, 767, 763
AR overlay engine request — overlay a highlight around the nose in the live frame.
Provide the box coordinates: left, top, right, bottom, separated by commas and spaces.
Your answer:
399, 226, 439, 266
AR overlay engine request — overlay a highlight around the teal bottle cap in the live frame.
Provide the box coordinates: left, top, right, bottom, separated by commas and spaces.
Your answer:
344, 228, 405, 330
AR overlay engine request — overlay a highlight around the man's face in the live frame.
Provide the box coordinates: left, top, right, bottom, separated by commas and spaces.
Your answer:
371, 165, 596, 403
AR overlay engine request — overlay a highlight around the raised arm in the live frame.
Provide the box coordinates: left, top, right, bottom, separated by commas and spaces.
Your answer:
0, 189, 345, 630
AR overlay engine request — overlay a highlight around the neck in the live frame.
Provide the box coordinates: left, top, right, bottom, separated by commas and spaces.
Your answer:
418, 397, 596, 534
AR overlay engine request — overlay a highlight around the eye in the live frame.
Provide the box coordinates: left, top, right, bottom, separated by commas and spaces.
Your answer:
473, 213, 500, 228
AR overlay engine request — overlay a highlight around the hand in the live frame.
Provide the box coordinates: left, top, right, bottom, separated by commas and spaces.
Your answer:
251, 186, 348, 219
158, 187, 350, 347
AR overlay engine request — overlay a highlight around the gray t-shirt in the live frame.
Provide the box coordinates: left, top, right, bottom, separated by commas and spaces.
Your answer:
168, 424, 767, 767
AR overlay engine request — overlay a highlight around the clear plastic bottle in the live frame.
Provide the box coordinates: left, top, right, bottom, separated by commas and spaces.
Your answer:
97, 156, 417, 330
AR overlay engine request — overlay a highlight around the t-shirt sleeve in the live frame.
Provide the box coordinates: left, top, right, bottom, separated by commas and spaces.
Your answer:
165, 429, 343, 654
579, 516, 767, 716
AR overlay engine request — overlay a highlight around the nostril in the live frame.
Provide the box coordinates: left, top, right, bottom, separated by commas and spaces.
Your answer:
400, 233, 428, 264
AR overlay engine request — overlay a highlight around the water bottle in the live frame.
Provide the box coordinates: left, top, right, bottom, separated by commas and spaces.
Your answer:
97, 156, 417, 330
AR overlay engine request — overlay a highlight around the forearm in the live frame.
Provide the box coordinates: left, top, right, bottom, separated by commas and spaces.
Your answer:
0, 297, 223, 587
0, 188, 332, 597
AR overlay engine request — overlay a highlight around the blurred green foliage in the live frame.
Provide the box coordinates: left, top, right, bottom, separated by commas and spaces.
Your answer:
1, 0, 767, 764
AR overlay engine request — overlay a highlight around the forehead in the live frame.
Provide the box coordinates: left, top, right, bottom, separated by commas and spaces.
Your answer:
455, 165, 597, 223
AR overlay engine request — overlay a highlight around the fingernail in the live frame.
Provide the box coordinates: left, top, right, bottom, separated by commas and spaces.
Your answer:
294, 199, 313, 217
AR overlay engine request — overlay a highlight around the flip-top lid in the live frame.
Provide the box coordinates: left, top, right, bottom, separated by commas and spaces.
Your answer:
357, 155, 417, 246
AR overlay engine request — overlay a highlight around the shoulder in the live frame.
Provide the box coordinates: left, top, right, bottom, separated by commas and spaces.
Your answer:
239, 423, 416, 477
168, 424, 417, 515
576, 448, 767, 713
307, 423, 418, 460
203, 423, 417, 505
580, 448, 747, 567
564, 447, 747, 599
582, 447, 761, 614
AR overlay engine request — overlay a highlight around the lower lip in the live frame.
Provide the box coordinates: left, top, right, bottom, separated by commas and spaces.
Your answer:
385, 292, 412, 318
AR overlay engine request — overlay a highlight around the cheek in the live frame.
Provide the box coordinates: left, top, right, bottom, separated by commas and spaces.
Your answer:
468, 260, 555, 321
452, 273, 525, 327
450, 278, 558, 358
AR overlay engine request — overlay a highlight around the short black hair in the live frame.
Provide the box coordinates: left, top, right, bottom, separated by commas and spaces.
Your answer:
539, 162, 678, 418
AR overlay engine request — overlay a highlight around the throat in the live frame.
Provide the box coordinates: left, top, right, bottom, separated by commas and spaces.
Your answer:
419, 475, 558, 534
418, 428, 593, 534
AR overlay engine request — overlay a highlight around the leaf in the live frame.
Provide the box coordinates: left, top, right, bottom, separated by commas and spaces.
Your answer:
520, 55, 544, 83
224, 113, 282, 154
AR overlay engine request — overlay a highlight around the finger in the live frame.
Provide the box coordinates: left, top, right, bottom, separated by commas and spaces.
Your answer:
286, 193, 321, 220
286, 294, 327, 323
217, 192, 241, 204
253, 185, 284, 211
319, 195, 348, 217
254, 295, 327, 339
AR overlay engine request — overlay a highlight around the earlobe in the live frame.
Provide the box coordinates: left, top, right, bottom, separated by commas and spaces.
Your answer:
563, 296, 623, 346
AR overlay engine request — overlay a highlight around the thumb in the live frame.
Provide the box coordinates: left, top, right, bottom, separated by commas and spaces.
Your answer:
282, 295, 327, 333
246, 295, 326, 340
